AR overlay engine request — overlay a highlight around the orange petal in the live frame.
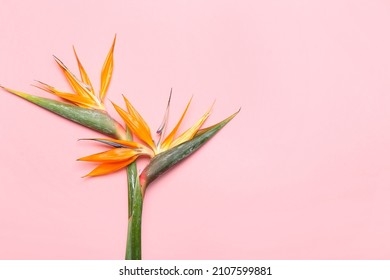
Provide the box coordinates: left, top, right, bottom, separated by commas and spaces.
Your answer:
161, 96, 192, 150
34, 82, 97, 109
112, 98, 156, 151
73, 46, 94, 94
83, 156, 137, 177
170, 101, 214, 148
53, 56, 99, 105
99, 35, 116, 102
78, 148, 139, 162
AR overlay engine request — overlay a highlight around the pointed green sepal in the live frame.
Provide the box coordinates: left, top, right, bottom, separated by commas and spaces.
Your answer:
2, 87, 126, 139
140, 109, 240, 188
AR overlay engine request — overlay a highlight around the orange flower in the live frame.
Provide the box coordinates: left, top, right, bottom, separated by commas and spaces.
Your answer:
34, 36, 116, 110
79, 93, 215, 177
1, 36, 128, 140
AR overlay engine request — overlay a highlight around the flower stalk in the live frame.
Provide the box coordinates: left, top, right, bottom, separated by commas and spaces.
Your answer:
125, 129, 142, 260
126, 167, 143, 260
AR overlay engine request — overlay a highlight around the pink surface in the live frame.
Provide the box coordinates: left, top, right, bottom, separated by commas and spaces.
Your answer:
1, 0, 390, 259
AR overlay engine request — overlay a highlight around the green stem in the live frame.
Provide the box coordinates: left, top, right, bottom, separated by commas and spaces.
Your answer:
125, 130, 143, 260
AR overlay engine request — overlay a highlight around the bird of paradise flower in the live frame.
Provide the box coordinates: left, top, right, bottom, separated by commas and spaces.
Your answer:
1, 36, 239, 260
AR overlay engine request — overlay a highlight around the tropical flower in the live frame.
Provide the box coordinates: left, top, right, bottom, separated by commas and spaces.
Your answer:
78, 93, 235, 177
1, 36, 126, 139
34, 36, 115, 110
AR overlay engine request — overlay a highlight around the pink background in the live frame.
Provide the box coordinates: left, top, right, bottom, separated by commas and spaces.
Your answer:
1, 0, 390, 259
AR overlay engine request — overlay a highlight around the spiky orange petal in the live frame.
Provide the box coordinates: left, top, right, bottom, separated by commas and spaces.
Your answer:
112, 98, 156, 151
83, 156, 137, 177
73, 47, 94, 94
161, 97, 192, 150
78, 148, 139, 162
99, 35, 116, 102
53, 56, 99, 106
79, 138, 155, 156
34, 82, 98, 109
170, 101, 214, 148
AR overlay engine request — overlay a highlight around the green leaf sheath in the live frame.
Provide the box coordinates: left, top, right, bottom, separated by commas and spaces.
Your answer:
4, 91, 126, 139
125, 128, 142, 260
140, 109, 240, 188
